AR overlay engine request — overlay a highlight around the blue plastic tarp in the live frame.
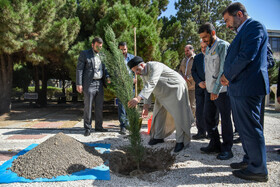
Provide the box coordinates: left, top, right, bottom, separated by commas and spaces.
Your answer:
0, 143, 110, 183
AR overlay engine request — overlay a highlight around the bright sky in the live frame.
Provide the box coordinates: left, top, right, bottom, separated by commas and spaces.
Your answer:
161, 0, 280, 30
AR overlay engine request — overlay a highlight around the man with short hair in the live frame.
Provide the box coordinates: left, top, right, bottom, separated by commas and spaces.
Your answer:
76, 37, 110, 136
221, 2, 269, 182
117, 42, 135, 134
179, 45, 196, 115
198, 23, 233, 160
127, 56, 194, 153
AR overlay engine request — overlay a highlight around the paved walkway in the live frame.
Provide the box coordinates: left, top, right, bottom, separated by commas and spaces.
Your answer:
0, 101, 279, 186
0, 101, 150, 162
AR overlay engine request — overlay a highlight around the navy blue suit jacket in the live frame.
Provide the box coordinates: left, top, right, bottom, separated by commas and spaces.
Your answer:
191, 52, 205, 95
224, 18, 270, 96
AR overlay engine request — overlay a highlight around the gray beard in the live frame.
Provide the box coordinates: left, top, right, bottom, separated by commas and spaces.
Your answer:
140, 67, 147, 76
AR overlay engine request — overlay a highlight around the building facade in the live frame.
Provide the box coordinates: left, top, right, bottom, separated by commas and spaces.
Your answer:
268, 29, 280, 60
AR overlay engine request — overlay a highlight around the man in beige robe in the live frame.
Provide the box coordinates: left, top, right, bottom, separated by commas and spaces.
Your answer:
127, 56, 194, 152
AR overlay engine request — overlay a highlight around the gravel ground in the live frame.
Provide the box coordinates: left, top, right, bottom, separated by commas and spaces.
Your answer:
0, 115, 279, 186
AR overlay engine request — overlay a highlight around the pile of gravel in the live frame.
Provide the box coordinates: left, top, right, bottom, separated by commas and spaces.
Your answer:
10, 133, 105, 179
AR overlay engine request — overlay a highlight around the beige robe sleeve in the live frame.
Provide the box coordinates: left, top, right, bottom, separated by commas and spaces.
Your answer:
139, 63, 163, 100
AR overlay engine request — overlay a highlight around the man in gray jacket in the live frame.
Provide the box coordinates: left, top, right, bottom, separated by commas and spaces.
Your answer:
127, 56, 194, 152
198, 23, 233, 160
76, 37, 110, 136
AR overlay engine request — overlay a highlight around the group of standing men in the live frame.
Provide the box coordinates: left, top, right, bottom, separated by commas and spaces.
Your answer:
182, 2, 269, 182
180, 23, 234, 161
76, 2, 271, 182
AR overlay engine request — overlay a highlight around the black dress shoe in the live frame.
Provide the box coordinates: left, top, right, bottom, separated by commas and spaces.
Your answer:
174, 142, 184, 152
217, 151, 233, 160
230, 161, 248, 169
119, 127, 127, 135
95, 128, 108, 132
148, 138, 164, 145
232, 169, 268, 182
233, 137, 242, 144
192, 133, 207, 140
84, 129, 91, 136
200, 144, 221, 154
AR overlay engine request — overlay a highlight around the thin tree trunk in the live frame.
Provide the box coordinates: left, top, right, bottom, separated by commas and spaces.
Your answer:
34, 65, 39, 93
61, 79, 66, 103
0, 54, 13, 114
71, 81, 77, 102
37, 64, 47, 106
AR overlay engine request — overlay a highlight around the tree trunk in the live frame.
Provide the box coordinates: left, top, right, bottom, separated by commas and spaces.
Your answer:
37, 64, 48, 106
34, 65, 39, 93
61, 79, 66, 103
71, 81, 78, 102
0, 54, 13, 114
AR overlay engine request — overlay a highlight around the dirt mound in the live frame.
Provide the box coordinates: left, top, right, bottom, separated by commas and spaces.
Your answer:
10, 133, 105, 179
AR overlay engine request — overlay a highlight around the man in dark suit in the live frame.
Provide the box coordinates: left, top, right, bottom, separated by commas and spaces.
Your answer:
191, 41, 216, 140
221, 2, 269, 182
233, 43, 275, 144
76, 37, 110, 136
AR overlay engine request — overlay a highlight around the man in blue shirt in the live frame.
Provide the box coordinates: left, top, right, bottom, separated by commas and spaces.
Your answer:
118, 42, 135, 134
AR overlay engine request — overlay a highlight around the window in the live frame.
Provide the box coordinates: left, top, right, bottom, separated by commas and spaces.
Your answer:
269, 37, 280, 52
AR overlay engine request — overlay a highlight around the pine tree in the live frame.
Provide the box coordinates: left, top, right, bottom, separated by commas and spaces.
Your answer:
161, 0, 236, 66
0, 0, 34, 114
103, 26, 144, 171
0, 0, 80, 113
68, 1, 167, 100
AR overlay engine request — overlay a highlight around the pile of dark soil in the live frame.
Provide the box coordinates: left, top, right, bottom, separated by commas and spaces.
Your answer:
10, 133, 105, 179
108, 147, 175, 176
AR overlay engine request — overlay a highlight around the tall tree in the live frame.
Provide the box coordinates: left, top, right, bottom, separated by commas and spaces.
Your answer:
160, 0, 235, 67
0, 0, 34, 114
0, 0, 80, 113
67, 0, 168, 100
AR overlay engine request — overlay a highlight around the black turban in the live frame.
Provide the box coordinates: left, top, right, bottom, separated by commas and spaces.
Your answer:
127, 56, 144, 69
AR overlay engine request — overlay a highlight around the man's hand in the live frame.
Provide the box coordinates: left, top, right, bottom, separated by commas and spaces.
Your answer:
184, 75, 190, 83
133, 78, 137, 84
76, 85, 83, 94
128, 96, 141, 108
210, 93, 219, 100
277, 96, 280, 104
199, 81, 206, 89
142, 109, 149, 118
141, 104, 149, 118
220, 74, 229, 86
